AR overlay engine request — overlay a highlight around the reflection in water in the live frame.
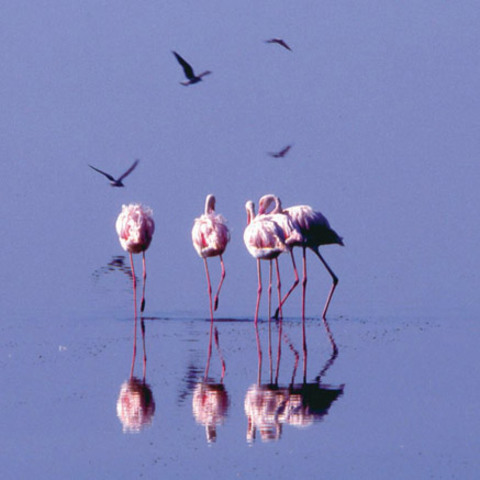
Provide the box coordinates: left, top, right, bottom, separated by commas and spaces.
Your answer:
117, 309, 155, 433
245, 319, 344, 443
192, 324, 230, 443
92, 255, 136, 282
192, 382, 229, 443
117, 376, 155, 433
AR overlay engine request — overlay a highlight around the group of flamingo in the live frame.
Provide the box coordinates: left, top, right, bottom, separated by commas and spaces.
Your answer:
115, 193, 343, 322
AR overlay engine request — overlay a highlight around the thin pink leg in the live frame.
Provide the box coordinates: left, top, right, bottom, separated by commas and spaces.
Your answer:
274, 258, 282, 384
213, 255, 226, 311
203, 258, 214, 323
204, 317, 214, 380
129, 252, 138, 379
301, 247, 308, 381
274, 250, 299, 319
301, 247, 307, 320
254, 259, 262, 325
140, 252, 147, 312
267, 260, 273, 383
130, 314, 137, 380
312, 248, 339, 319
141, 318, 147, 382
254, 260, 263, 382
254, 319, 262, 384
214, 327, 226, 382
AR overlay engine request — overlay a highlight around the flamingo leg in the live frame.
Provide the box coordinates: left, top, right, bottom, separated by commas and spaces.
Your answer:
301, 246, 308, 320
214, 326, 226, 382
203, 258, 214, 323
204, 316, 214, 380
140, 252, 147, 312
141, 318, 147, 382
311, 247, 338, 318
254, 259, 262, 325
268, 260, 273, 383
130, 313, 137, 379
274, 258, 283, 384
274, 250, 299, 319
213, 254, 226, 311
254, 259, 263, 382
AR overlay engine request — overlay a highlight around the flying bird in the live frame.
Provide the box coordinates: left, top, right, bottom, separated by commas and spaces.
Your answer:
258, 194, 343, 320
89, 159, 139, 187
116, 204, 155, 312
265, 38, 292, 51
172, 51, 211, 86
268, 145, 293, 158
192, 194, 230, 316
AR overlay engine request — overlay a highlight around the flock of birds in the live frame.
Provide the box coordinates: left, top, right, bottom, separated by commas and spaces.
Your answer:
89, 38, 343, 321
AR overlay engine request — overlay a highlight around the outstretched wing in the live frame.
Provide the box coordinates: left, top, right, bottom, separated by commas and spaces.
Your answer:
89, 164, 115, 182
265, 38, 292, 51
117, 159, 139, 182
172, 51, 195, 79
269, 144, 292, 158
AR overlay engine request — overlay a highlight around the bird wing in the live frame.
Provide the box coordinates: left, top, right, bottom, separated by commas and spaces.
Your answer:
172, 51, 195, 79
269, 145, 291, 158
89, 164, 115, 182
277, 39, 292, 51
117, 159, 139, 182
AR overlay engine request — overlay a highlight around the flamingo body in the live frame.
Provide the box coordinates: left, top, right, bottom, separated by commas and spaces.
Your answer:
284, 205, 344, 248
116, 204, 155, 254
243, 202, 286, 260
192, 195, 230, 258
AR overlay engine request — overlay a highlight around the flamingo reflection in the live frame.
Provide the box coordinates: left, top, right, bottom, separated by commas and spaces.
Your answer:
116, 307, 155, 433
245, 319, 343, 443
192, 324, 230, 443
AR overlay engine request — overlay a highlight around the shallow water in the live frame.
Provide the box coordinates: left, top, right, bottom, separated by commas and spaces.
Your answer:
1, 307, 478, 479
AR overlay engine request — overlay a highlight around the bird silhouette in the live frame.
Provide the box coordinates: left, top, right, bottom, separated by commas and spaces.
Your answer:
89, 159, 139, 187
265, 38, 292, 51
172, 51, 211, 86
268, 145, 293, 158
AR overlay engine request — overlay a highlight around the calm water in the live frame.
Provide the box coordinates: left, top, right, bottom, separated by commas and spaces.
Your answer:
2, 1, 480, 478
1, 299, 479, 479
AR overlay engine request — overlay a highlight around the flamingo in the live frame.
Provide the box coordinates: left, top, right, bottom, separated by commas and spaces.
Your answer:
243, 200, 287, 325
89, 159, 139, 187
265, 38, 292, 51
172, 51, 211, 86
192, 195, 230, 319
258, 194, 343, 319
116, 204, 155, 312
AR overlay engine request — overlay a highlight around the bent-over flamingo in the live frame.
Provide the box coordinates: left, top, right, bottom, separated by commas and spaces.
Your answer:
192, 194, 230, 318
116, 203, 155, 312
258, 194, 343, 319
243, 200, 287, 325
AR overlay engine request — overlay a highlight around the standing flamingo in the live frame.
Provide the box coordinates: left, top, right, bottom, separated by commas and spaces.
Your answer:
243, 200, 287, 326
258, 194, 343, 319
192, 195, 230, 320
116, 204, 155, 312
